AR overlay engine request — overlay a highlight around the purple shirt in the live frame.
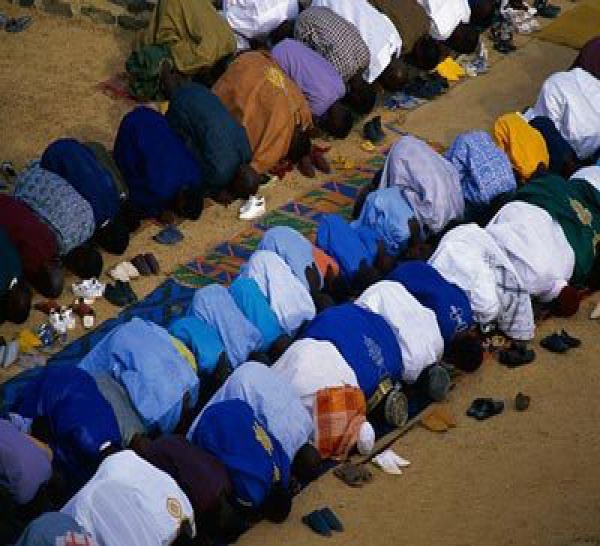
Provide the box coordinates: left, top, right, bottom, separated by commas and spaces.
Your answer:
0, 419, 52, 504
272, 38, 346, 117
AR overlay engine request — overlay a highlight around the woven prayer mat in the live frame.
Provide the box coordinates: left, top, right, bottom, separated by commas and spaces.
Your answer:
535, 1, 600, 51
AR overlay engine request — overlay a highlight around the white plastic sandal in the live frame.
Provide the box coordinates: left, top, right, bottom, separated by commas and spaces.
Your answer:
239, 196, 266, 220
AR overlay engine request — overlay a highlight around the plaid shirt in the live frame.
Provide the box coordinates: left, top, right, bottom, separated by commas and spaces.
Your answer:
56, 532, 98, 546
295, 6, 370, 83
314, 386, 367, 459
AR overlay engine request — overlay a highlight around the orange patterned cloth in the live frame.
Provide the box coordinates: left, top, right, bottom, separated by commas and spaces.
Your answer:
314, 386, 367, 459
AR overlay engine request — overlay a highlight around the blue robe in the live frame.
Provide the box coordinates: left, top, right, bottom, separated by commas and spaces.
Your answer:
168, 317, 224, 374
191, 399, 290, 509
189, 284, 262, 367
77, 318, 199, 434
229, 278, 284, 351
113, 106, 202, 218
316, 214, 379, 281
387, 261, 474, 345
40, 138, 120, 227
16, 366, 120, 482
301, 303, 403, 398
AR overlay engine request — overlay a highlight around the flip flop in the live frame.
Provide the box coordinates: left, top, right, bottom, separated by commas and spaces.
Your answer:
302, 510, 331, 537
153, 224, 184, 245
131, 254, 152, 276
515, 392, 530, 412
333, 462, 373, 487
116, 280, 138, 305
560, 330, 581, 348
467, 398, 504, 421
498, 344, 535, 367
104, 283, 130, 307
5, 16, 32, 33
144, 253, 160, 275
540, 333, 569, 354
319, 507, 343, 532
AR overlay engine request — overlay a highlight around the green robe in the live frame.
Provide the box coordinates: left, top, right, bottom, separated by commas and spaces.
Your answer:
515, 173, 600, 286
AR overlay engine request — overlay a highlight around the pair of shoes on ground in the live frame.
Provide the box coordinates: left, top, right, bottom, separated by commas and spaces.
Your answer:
104, 280, 138, 308
153, 224, 184, 245
533, 0, 560, 18
363, 116, 385, 144
110, 254, 160, 281
420, 403, 457, 432
467, 397, 504, 420
540, 330, 581, 354
48, 307, 76, 335
490, 20, 516, 54
303, 507, 344, 536
72, 278, 105, 304
0, 14, 32, 33
498, 342, 535, 368
239, 195, 266, 221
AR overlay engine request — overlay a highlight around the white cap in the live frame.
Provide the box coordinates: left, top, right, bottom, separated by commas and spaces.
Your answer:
357, 421, 375, 455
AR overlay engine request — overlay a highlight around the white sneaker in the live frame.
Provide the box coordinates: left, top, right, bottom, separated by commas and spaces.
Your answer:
72, 278, 105, 303
239, 196, 266, 221
239, 195, 265, 214
49, 311, 67, 335
109, 264, 130, 283
122, 262, 140, 279
61, 308, 76, 330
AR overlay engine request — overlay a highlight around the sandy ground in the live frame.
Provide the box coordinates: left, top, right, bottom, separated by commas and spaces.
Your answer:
1, 1, 600, 544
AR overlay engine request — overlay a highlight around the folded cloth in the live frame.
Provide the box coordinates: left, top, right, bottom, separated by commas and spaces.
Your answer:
435, 57, 466, 82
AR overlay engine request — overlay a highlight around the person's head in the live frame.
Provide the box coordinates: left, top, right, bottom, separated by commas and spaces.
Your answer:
444, 328, 484, 372
321, 102, 353, 139
344, 75, 377, 115
173, 187, 203, 220
160, 61, 187, 100
552, 285, 580, 317
410, 36, 443, 71
231, 164, 261, 202
291, 443, 322, 484
445, 23, 480, 54
350, 260, 381, 296
268, 334, 293, 362
96, 215, 130, 255
469, 0, 496, 28
268, 20, 295, 45
261, 483, 292, 523
287, 128, 311, 164
29, 259, 64, 299
64, 245, 103, 279
5, 280, 32, 324
378, 58, 410, 92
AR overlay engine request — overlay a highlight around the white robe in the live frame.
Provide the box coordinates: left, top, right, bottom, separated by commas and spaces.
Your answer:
379, 135, 464, 234
429, 223, 535, 341
418, 0, 471, 40
356, 280, 444, 383
486, 201, 574, 302
272, 339, 358, 414
310, 0, 403, 83
239, 250, 316, 336
62, 450, 195, 546
525, 68, 600, 160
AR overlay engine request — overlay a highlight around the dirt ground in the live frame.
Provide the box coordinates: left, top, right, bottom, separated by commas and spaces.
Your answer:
1, 1, 600, 544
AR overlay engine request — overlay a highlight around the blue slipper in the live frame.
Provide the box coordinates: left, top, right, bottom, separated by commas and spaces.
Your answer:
153, 224, 184, 245
5, 16, 32, 33
302, 510, 332, 537
319, 507, 343, 532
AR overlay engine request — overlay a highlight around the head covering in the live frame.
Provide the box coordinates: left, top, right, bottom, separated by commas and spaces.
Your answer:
239, 250, 316, 336
0, 195, 57, 277
258, 225, 315, 290
13, 161, 95, 255
40, 139, 121, 227
0, 228, 22, 301
529, 116, 575, 174
191, 399, 291, 509
352, 186, 415, 256
193, 362, 313, 462
15, 512, 96, 546
61, 450, 196, 546
189, 284, 263, 368
316, 214, 379, 280
168, 317, 224, 374
113, 106, 202, 218
387, 261, 474, 344
301, 303, 403, 399
213, 51, 313, 174
379, 136, 464, 233
493, 113, 549, 180
570, 166, 600, 193
91, 373, 147, 446
140, 435, 232, 517
0, 419, 51, 505
15, 366, 121, 484
314, 386, 367, 459
229, 277, 284, 351
571, 36, 600, 80
445, 131, 517, 206
165, 83, 252, 195
77, 317, 200, 434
